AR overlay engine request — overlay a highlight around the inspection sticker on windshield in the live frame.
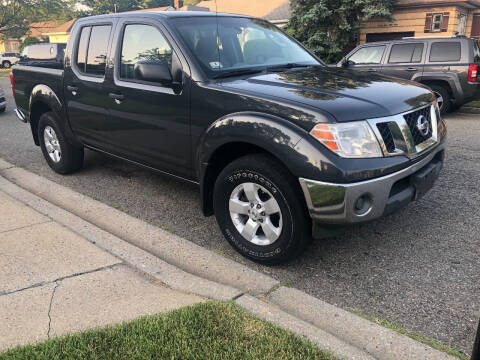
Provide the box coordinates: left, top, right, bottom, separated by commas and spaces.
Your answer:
209, 61, 223, 69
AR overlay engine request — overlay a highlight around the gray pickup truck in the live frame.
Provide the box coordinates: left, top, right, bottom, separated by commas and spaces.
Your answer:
339, 36, 480, 114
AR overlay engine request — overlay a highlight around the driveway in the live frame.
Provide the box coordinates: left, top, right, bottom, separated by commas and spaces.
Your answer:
0, 76, 478, 353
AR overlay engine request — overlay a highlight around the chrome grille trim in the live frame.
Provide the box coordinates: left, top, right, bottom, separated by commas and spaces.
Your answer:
368, 103, 440, 159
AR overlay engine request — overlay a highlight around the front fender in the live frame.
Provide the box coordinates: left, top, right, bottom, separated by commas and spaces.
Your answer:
197, 112, 309, 177
196, 112, 338, 216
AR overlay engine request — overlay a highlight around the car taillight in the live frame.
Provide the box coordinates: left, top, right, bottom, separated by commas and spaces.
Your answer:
468, 64, 478, 82
10, 72, 14, 97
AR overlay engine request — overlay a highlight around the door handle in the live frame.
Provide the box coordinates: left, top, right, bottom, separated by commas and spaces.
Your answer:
109, 92, 124, 104
66, 85, 78, 95
406, 67, 417, 71
367, 68, 377, 72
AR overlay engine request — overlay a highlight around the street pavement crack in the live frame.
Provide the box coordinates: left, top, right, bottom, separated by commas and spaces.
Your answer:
47, 281, 60, 339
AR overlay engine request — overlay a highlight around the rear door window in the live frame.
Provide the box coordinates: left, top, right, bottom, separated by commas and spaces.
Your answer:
76, 26, 91, 72
348, 46, 385, 64
85, 25, 112, 75
389, 43, 424, 63
429, 42, 461, 62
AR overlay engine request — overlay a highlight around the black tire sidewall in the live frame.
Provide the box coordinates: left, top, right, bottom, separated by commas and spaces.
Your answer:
430, 85, 451, 114
38, 112, 74, 174
214, 156, 309, 264
2, 61, 10, 68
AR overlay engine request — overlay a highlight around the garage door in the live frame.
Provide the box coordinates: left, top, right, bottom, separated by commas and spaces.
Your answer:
366, 32, 415, 42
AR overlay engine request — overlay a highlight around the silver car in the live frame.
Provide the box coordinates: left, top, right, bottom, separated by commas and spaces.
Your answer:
0, 52, 20, 69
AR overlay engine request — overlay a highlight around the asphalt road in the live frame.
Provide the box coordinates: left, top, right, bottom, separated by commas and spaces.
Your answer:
1, 77, 479, 354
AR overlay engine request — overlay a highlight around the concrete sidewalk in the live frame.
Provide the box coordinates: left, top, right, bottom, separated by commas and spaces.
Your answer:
0, 190, 203, 350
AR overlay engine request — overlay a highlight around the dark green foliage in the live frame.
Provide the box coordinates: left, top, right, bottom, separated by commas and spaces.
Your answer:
288, 0, 397, 63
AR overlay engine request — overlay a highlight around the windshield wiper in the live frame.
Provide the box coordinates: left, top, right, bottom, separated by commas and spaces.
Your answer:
266, 63, 315, 72
213, 68, 264, 79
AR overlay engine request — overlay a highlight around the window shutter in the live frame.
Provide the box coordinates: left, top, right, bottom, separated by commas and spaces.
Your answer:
441, 12, 450, 32
425, 13, 433, 33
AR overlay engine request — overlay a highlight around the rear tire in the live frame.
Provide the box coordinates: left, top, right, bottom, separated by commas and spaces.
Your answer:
2, 61, 11, 69
429, 84, 451, 115
38, 112, 84, 174
213, 154, 311, 265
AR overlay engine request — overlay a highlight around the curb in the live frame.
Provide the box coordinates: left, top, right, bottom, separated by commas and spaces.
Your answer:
267, 287, 454, 360
457, 107, 480, 114
0, 158, 457, 360
235, 295, 375, 360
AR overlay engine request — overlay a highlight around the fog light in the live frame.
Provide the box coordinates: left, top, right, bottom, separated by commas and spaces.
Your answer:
354, 194, 373, 216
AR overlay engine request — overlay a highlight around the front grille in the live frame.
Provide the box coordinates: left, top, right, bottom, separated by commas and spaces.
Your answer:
377, 123, 395, 153
403, 106, 433, 146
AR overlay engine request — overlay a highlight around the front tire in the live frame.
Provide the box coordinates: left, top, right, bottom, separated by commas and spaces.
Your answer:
38, 112, 84, 174
2, 61, 11, 69
213, 154, 311, 265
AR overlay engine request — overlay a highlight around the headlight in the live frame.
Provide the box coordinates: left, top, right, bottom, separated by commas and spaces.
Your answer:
310, 121, 382, 158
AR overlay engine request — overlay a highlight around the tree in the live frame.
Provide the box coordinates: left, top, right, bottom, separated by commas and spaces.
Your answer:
183, 0, 201, 5
76, 0, 174, 15
288, 0, 397, 63
0, 0, 76, 39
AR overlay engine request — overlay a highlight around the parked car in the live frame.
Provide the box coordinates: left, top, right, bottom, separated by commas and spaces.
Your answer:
18, 43, 66, 69
338, 36, 480, 114
0, 87, 5, 113
11, 12, 446, 264
0, 52, 21, 68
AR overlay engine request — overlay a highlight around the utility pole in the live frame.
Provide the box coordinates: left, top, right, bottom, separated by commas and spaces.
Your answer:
114, 4, 117, 13
473, 319, 480, 360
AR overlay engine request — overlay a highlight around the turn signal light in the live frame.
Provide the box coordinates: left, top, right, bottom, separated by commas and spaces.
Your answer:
310, 124, 339, 151
468, 64, 478, 82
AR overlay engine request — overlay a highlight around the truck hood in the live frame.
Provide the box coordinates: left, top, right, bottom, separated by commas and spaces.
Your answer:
219, 66, 434, 122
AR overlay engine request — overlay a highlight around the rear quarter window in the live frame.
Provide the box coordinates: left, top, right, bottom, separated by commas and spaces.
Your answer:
429, 42, 461, 62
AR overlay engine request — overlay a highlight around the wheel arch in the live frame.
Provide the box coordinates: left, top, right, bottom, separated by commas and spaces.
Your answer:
197, 112, 312, 216
29, 85, 79, 147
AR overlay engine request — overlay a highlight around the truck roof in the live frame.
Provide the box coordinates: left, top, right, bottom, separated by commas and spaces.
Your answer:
80, 11, 249, 21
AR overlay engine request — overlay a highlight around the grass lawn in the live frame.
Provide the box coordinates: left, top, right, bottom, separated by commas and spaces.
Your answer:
0, 68, 11, 77
0, 301, 336, 360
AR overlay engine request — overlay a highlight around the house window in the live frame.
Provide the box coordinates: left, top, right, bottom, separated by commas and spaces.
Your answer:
432, 14, 443, 32
458, 14, 467, 35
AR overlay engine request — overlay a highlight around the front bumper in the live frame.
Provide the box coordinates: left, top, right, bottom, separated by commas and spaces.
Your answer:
299, 145, 444, 224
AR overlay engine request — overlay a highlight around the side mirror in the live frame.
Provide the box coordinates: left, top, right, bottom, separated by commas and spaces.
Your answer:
134, 60, 172, 84
342, 59, 355, 68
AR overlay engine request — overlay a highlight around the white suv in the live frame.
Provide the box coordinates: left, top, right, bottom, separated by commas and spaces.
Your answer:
0, 52, 20, 68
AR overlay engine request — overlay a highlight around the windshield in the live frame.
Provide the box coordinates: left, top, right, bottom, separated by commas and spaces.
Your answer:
171, 16, 321, 77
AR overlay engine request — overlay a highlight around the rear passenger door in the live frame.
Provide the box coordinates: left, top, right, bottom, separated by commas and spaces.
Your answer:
345, 44, 386, 73
381, 42, 425, 80
64, 21, 115, 149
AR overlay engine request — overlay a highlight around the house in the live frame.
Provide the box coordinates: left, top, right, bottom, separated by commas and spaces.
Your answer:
43, 19, 77, 44
0, 21, 58, 53
360, 0, 480, 43
195, 0, 291, 26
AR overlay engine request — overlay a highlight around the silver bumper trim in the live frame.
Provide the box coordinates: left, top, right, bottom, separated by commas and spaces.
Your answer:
14, 108, 27, 123
299, 145, 444, 224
